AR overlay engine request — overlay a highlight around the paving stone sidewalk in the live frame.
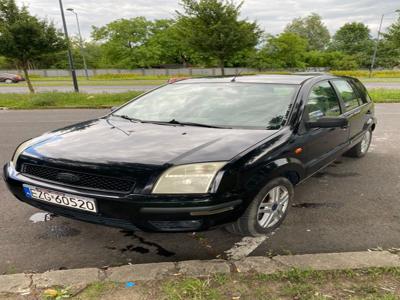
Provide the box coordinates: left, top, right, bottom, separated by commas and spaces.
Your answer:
1, 251, 400, 296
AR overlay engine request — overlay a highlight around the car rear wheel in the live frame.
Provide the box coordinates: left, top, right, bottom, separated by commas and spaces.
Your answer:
345, 129, 372, 158
4, 79, 14, 84
225, 177, 293, 236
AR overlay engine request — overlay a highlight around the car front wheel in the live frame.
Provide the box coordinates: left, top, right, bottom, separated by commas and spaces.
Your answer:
5, 79, 14, 84
225, 177, 293, 236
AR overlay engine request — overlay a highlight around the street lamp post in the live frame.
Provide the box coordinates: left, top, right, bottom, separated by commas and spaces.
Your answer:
369, 9, 400, 78
67, 8, 89, 80
58, 0, 79, 92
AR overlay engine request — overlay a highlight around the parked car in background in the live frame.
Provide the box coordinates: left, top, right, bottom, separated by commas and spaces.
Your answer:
3, 74, 376, 236
0, 73, 25, 83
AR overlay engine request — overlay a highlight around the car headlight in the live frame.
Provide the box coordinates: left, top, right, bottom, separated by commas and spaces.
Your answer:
152, 162, 226, 194
11, 139, 36, 166
11, 134, 52, 166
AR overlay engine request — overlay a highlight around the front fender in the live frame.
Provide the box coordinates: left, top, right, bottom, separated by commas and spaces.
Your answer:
243, 157, 305, 194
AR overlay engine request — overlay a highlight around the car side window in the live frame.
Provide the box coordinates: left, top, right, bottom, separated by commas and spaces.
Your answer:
332, 80, 362, 111
306, 81, 342, 122
351, 79, 371, 104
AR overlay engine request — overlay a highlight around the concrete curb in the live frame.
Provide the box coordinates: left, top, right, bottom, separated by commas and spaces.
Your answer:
1, 251, 400, 295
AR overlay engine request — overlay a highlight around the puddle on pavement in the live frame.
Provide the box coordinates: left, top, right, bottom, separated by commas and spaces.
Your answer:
315, 171, 360, 178
38, 224, 80, 239
120, 230, 175, 257
292, 202, 343, 209
121, 245, 150, 254
29, 212, 56, 223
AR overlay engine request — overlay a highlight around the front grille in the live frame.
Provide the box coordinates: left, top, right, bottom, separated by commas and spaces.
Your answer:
21, 164, 135, 193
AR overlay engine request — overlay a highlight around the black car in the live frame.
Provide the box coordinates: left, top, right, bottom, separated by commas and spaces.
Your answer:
3, 74, 376, 236
0, 73, 25, 83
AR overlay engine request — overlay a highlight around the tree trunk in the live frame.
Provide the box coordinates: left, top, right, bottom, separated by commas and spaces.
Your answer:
219, 58, 225, 76
22, 66, 35, 93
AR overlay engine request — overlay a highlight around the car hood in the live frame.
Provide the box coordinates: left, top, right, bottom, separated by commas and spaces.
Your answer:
21, 117, 277, 166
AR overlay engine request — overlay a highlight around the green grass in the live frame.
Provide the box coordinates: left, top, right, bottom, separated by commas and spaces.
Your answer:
74, 282, 118, 300
0, 88, 398, 110
361, 78, 400, 83
36, 267, 400, 300
0, 91, 143, 109
160, 268, 400, 300
369, 89, 400, 103
331, 70, 400, 78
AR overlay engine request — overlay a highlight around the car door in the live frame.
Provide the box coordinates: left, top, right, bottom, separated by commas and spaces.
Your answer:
331, 79, 365, 143
299, 80, 349, 175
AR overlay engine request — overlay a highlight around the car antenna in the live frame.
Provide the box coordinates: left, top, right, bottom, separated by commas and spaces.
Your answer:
231, 70, 242, 82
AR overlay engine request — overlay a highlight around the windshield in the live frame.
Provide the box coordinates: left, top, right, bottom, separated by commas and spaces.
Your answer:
114, 83, 298, 129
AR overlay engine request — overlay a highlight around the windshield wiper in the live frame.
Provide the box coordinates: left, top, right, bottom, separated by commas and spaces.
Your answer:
112, 114, 143, 123
162, 119, 231, 129
111, 115, 230, 128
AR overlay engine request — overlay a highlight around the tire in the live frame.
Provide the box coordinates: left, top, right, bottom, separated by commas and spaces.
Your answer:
4, 79, 13, 84
225, 177, 294, 236
345, 129, 372, 158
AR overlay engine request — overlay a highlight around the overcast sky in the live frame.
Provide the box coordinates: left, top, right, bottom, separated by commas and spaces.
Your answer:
16, 0, 399, 40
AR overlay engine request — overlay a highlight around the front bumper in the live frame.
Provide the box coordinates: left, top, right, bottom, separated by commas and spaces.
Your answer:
3, 162, 243, 232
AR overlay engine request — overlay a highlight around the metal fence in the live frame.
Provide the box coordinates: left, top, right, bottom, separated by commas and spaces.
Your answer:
0, 67, 266, 77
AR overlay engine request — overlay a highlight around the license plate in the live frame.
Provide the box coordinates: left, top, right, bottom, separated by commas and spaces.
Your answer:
23, 185, 97, 213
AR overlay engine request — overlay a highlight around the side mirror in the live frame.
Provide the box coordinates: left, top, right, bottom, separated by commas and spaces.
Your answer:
306, 117, 348, 129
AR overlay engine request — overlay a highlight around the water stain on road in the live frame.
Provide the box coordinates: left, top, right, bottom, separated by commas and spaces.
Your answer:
121, 245, 150, 254
292, 202, 343, 209
38, 224, 80, 239
315, 171, 360, 178
120, 230, 175, 257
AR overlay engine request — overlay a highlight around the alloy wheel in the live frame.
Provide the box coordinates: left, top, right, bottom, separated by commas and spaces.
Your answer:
257, 185, 289, 229
360, 131, 371, 154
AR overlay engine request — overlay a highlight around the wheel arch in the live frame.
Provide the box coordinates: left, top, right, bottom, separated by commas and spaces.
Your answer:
242, 157, 305, 197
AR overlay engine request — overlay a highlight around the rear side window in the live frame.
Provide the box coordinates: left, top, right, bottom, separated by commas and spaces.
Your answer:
351, 79, 371, 104
306, 81, 341, 122
332, 80, 362, 112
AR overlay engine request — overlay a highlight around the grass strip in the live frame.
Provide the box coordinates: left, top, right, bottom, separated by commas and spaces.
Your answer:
0, 88, 398, 110
369, 89, 400, 103
42, 267, 400, 300
0, 91, 143, 109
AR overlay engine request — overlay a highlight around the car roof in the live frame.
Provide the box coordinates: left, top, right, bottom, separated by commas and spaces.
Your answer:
175, 74, 338, 85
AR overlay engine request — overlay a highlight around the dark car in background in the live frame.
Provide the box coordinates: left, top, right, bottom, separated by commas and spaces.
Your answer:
0, 73, 25, 83
3, 74, 376, 236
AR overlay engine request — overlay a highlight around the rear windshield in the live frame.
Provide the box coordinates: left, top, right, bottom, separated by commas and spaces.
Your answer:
115, 83, 299, 129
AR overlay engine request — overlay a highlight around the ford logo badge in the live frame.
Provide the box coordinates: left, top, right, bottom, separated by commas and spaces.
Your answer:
56, 172, 80, 183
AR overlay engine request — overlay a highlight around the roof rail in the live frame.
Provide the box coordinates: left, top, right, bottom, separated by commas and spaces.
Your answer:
292, 72, 330, 76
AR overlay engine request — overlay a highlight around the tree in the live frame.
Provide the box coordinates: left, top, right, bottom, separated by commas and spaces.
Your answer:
284, 13, 330, 51
0, 0, 66, 93
330, 22, 374, 67
256, 32, 308, 69
176, 0, 261, 75
92, 17, 154, 68
92, 17, 197, 68
385, 13, 400, 48
304, 51, 359, 69
378, 13, 400, 68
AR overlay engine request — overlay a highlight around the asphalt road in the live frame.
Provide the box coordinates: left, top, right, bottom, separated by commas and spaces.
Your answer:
0, 105, 399, 274
0, 81, 399, 94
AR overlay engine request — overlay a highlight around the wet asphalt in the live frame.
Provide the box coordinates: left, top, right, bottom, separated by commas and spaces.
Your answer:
0, 105, 399, 274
